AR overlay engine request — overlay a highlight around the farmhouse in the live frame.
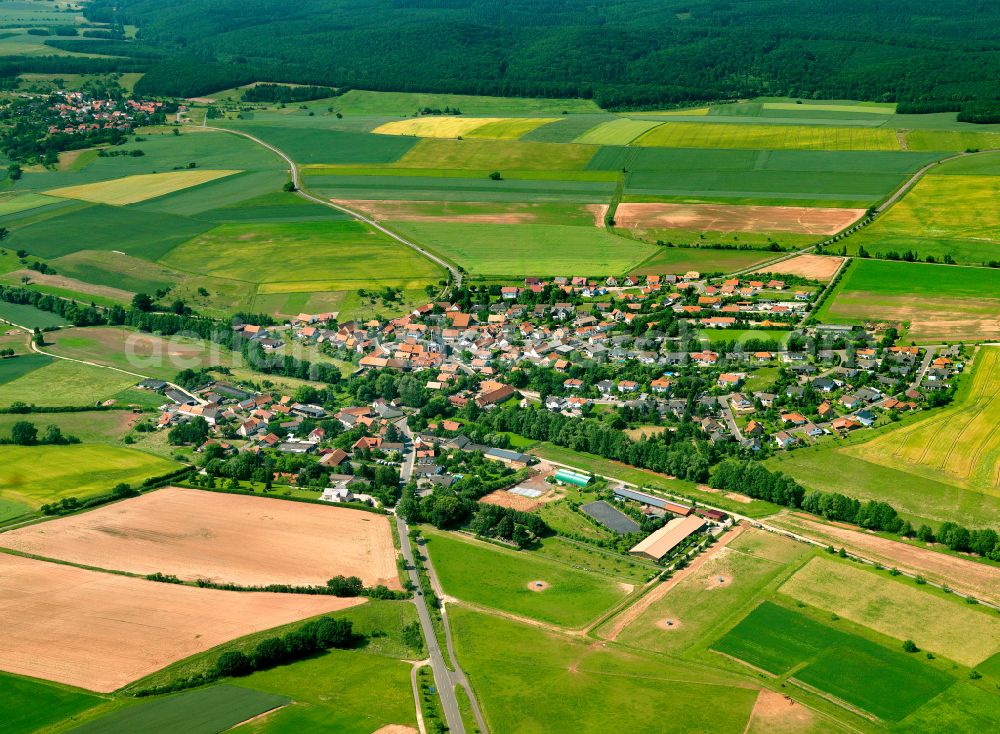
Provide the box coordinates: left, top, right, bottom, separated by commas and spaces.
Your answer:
629, 515, 706, 561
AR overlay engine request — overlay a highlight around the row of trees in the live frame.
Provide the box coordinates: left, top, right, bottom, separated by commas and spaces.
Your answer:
1, 420, 78, 446
710, 461, 1000, 560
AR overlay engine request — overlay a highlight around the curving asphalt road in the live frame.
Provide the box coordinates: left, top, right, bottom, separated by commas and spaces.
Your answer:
203, 125, 462, 291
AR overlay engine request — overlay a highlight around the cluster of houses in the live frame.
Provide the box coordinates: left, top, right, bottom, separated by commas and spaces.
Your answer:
44, 91, 163, 135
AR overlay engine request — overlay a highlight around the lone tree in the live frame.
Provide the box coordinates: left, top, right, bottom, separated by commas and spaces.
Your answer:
902, 639, 919, 653
489, 171, 502, 180
10, 421, 38, 446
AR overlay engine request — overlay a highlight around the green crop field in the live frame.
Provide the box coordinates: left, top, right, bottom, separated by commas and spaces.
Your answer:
0, 301, 69, 328
305, 171, 615, 204
388, 221, 652, 277
768, 445, 1000, 529
231, 650, 417, 733
591, 148, 938, 207
219, 123, 418, 165
630, 246, 778, 276
634, 122, 901, 151
816, 259, 1000, 342
46, 326, 237, 383
779, 557, 1000, 666
72, 686, 289, 734
9, 203, 214, 260
712, 601, 955, 721
161, 220, 444, 290
464, 117, 561, 140
0, 444, 179, 508
574, 118, 663, 145
906, 129, 1000, 152
845, 346, 999, 490
0, 358, 140, 407
896, 682, 1000, 734
422, 529, 629, 627
0, 671, 102, 734
452, 607, 758, 734
851, 174, 1000, 265
0, 353, 52, 385
611, 529, 809, 657
46, 170, 241, 206
394, 138, 597, 170
0, 191, 61, 215
520, 114, 615, 143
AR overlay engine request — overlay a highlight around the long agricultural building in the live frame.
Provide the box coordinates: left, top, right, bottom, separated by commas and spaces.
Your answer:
613, 487, 693, 516
629, 515, 706, 561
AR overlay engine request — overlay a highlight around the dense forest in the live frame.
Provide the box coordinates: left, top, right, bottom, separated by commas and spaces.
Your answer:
71, 0, 1000, 109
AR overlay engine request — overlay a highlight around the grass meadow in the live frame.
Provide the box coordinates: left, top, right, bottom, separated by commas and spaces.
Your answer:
329, 89, 601, 116
712, 601, 955, 721
422, 529, 629, 628
851, 174, 1000, 265
451, 607, 759, 734
0, 671, 102, 734
815, 259, 1000, 342
0, 444, 179, 508
161, 220, 444, 291
573, 118, 663, 145
778, 556, 1000, 667
0, 354, 51, 386
0, 358, 139, 407
0, 409, 136, 444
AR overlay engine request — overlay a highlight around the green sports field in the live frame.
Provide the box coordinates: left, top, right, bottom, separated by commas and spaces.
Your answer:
851, 174, 1000, 265
779, 557, 1000, 666
423, 529, 630, 628
0, 444, 179, 508
71, 685, 289, 734
452, 607, 759, 734
712, 601, 955, 721
815, 259, 1000, 342
0, 671, 102, 734
388, 221, 653, 277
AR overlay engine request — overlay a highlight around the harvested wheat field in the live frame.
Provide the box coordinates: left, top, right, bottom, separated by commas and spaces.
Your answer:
615, 203, 864, 235
46, 170, 240, 206
754, 254, 845, 281
0, 553, 365, 692
0, 487, 401, 589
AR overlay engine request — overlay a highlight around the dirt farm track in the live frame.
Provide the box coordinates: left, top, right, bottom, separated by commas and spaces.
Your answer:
0, 487, 402, 589
0, 553, 365, 692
